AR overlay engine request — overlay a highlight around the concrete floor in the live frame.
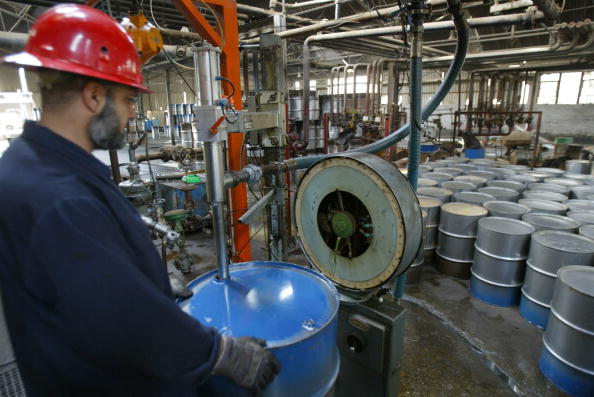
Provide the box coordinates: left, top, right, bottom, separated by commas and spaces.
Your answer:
179, 226, 569, 397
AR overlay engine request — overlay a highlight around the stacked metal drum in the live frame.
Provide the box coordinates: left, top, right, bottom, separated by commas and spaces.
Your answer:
470, 217, 535, 306
520, 231, 594, 329
539, 266, 594, 396
418, 196, 441, 263
436, 202, 487, 279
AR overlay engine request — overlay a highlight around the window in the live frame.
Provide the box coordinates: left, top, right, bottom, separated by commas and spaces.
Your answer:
537, 73, 559, 104
579, 72, 594, 104
557, 72, 581, 104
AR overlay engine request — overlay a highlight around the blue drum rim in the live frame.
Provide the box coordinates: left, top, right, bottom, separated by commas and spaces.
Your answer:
183, 261, 340, 348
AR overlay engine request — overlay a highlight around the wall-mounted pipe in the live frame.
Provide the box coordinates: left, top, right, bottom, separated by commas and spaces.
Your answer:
342, 64, 349, 114
365, 61, 375, 116
350, 63, 366, 113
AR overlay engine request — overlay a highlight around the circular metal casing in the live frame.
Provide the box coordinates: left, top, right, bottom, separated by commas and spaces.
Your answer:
528, 231, 594, 275
540, 266, 594, 397
518, 199, 568, 215
544, 177, 583, 188
487, 179, 525, 192
522, 190, 568, 203
528, 183, 570, 196
441, 181, 476, 194
568, 210, 594, 225
566, 199, 594, 213
454, 191, 496, 205
478, 186, 519, 202
565, 160, 592, 174
417, 187, 453, 203
483, 201, 531, 220
182, 262, 340, 397
454, 175, 488, 188
294, 153, 423, 291
522, 213, 580, 233
476, 217, 534, 260
440, 202, 487, 237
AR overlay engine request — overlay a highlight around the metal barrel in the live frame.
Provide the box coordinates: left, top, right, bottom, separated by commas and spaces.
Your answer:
440, 202, 487, 237
564, 173, 594, 184
441, 181, 476, 194
417, 187, 453, 203
507, 174, 538, 186
501, 164, 530, 172
436, 248, 473, 279
544, 177, 583, 188
536, 167, 565, 176
434, 167, 464, 177
522, 213, 580, 233
452, 164, 477, 173
568, 210, 594, 225
487, 180, 525, 192
433, 159, 456, 167
425, 225, 438, 250
467, 170, 497, 181
418, 196, 441, 227
454, 191, 496, 206
470, 217, 534, 307
522, 190, 568, 203
423, 172, 453, 184
418, 178, 438, 187
483, 201, 531, 220
182, 261, 340, 397
540, 266, 594, 396
485, 167, 516, 180
476, 217, 534, 259
565, 160, 592, 174
408, 210, 428, 284
566, 200, 594, 213
445, 156, 468, 164
521, 232, 594, 328
478, 187, 519, 202
528, 183, 570, 196
453, 175, 488, 188
518, 171, 551, 182
518, 199, 568, 215
437, 229, 476, 262
579, 224, 594, 240
570, 186, 594, 199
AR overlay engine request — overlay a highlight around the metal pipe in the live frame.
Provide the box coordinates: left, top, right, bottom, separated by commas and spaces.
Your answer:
342, 64, 349, 114
365, 61, 374, 115
351, 63, 366, 113
330, 66, 338, 115
204, 141, 230, 279
164, 68, 176, 145
194, 46, 221, 106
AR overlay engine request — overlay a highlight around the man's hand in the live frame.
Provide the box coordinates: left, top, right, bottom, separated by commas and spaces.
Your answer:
212, 336, 281, 395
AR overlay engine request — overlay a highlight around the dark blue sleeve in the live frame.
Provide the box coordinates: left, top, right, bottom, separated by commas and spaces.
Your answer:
26, 197, 220, 385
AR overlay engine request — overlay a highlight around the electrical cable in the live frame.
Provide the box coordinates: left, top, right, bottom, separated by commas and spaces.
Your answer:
163, 50, 196, 96
149, 0, 164, 29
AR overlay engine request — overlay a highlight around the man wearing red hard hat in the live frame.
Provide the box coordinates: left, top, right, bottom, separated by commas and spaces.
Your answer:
0, 4, 279, 397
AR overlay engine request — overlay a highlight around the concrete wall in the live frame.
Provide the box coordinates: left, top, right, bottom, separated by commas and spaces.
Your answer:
533, 104, 594, 142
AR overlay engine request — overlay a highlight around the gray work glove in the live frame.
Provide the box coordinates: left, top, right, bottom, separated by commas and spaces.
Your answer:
212, 336, 281, 395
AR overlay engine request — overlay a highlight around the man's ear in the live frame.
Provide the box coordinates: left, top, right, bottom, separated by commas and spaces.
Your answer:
81, 81, 107, 114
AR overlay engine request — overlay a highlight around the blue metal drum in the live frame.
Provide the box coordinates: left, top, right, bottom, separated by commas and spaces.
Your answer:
179, 261, 340, 397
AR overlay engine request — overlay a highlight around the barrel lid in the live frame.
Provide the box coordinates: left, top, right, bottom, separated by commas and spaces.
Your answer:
418, 165, 433, 173
478, 187, 518, 199
442, 202, 487, 216
564, 172, 594, 181
487, 180, 524, 191
580, 224, 594, 240
527, 183, 570, 195
522, 213, 579, 230
519, 171, 550, 179
507, 174, 537, 184
423, 172, 453, 182
180, 262, 339, 347
535, 167, 565, 175
418, 195, 442, 209
544, 177, 583, 187
566, 200, 594, 212
568, 210, 594, 225
532, 230, 594, 253
522, 191, 567, 202
418, 187, 453, 197
518, 199, 567, 212
441, 181, 476, 191
467, 170, 497, 180
433, 167, 464, 176
418, 177, 438, 187
479, 216, 535, 235
483, 200, 531, 215
454, 191, 496, 205
453, 175, 488, 186
452, 164, 477, 172
501, 164, 529, 171
558, 266, 594, 297
571, 186, 594, 195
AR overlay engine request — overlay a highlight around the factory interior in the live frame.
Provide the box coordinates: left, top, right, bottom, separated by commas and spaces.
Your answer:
2, 0, 594, 396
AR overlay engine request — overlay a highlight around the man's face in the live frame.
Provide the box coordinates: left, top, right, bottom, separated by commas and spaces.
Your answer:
88, 86, 137, 150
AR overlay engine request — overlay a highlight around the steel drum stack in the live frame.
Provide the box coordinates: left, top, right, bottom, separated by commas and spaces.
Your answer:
483, 201, 531, 220
418, 196, 442, 263
436, 202, 487, 279
520, 231, 594, 329
470, 217, 534, 306
539, 266, 594, 396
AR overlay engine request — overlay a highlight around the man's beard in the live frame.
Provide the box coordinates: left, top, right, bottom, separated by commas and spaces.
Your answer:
88, 97, 127, 150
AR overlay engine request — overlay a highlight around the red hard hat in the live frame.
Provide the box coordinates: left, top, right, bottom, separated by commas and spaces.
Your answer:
2, 4, 151, 93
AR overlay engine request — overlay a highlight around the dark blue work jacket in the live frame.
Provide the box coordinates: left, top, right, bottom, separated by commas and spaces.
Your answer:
0, 121, 220, 397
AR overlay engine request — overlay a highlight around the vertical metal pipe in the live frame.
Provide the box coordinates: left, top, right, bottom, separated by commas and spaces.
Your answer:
242, 49, 250, 99
252, 49, 261, 93
342, 64, 349, 114
194, 46, 222, 106
204, 141, 230, 279
303, 42, 312, 148
164, 68, 176, 144
365, 61, 374, 115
